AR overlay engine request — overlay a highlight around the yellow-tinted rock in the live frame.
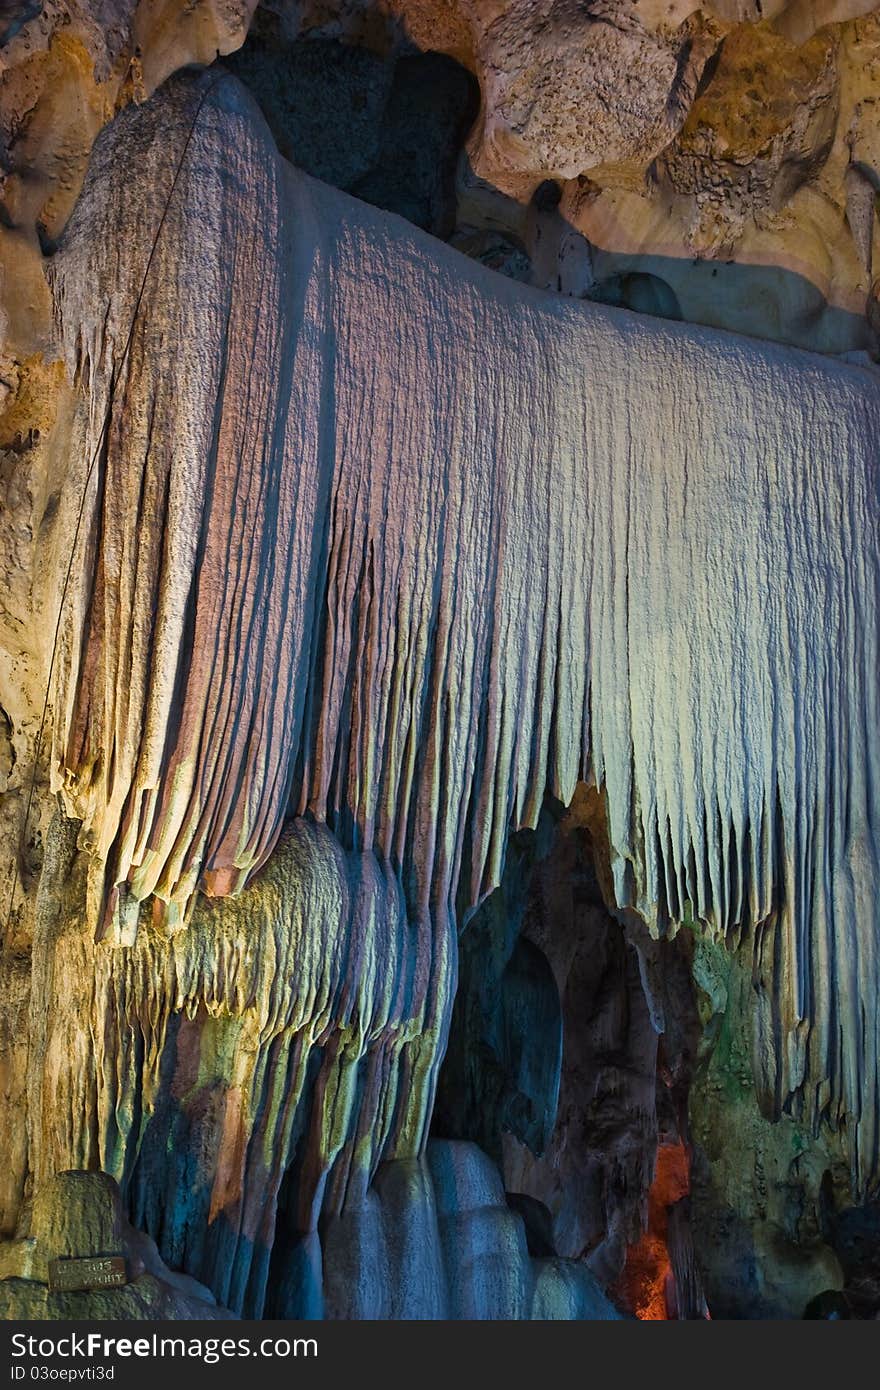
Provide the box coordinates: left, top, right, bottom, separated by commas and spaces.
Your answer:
660, 24, 840, 253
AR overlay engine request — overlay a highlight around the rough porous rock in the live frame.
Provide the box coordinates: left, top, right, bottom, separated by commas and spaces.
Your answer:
322, 1140, 622, 1318
660, 24, 840, 255
22, 810, 451, 1315
688, 934, 848, 1318
1, 0, 880, 368
0, 0, 259, 341
472, 0, 719, 181
435, 785, 693, 1285
225, 33, 478, 235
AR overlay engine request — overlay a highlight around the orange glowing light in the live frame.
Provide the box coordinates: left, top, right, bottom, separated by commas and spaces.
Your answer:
617, 1140, 691, 1320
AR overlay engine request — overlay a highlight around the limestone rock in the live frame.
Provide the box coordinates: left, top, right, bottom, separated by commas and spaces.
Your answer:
3, 2, 880, 1326
32, 1171, 125, 1262
472, 0, 719, 180
689, 934, 848, 1318
0, 1273, 229, 1320
524, 180, 595, 296
531, 1255, 622, 1319
449, 226, 532, 282
776, 0, 880, 46
660, 24, 840, 254
867, 274, 880, 343
435, 787, 680, 1279
0, 1170, 232, 1320
0, 0, 877, 364
320, 1140, 623, 1318
845, 160, 876, 274
45, 73, 880, 1206
21, 810, 451, 1316
226, 35, 478, 235
225, 34, 395, 188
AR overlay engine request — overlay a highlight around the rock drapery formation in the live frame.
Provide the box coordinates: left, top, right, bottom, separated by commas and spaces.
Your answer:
7, 2, 880, 385
19, 809, 614, 1317
3, 4, 880, 1321
49, 69, 880, 1203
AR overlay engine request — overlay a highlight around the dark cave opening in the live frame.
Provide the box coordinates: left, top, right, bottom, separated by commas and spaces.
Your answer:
431, 783, 705, 1317
223, 18, 480, 241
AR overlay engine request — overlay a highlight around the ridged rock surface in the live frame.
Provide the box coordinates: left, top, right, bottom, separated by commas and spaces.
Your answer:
23, 810, 452, 1315
48, 70, 880, 1201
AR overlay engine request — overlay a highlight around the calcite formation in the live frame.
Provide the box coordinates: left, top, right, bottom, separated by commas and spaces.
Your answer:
436, 787, 677, 1283
44, 65, 880, 1178
0, 1171, 231, 1319
2, 0, 880, 1324
6, 1, 880, 358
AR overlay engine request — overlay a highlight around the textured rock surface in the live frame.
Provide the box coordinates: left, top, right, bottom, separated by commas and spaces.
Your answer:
2, 0, 880, 1325
321, 1139, 621, 1318
688, 932, 849, 1317
5, 811, 614, 1319
3, 1, 880, 363
436, 783, 701, 1303
21, 810, 451, 1315
0, 1170, 232, 1319
225, 33, 478, 235
452, 7, 880, 351
44, 72, 880, 1209
470, 0, 718, 180
436, 786, 686, 1284
659, 24, 840, 254
501, 808, 679, 1283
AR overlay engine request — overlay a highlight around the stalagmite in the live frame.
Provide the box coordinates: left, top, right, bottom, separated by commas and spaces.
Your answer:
48, 65, 880, 1213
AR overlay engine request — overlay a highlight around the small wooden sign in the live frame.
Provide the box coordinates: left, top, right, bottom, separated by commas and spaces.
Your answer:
48, 1254, 128, 1293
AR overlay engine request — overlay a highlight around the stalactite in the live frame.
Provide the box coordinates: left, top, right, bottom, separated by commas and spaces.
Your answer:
26, 814, 453, 1315
48, 69, 880, 1193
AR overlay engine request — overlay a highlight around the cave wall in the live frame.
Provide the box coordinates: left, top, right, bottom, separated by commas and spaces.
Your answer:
1, 1, 880, 1321
6, 0, 880, 368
